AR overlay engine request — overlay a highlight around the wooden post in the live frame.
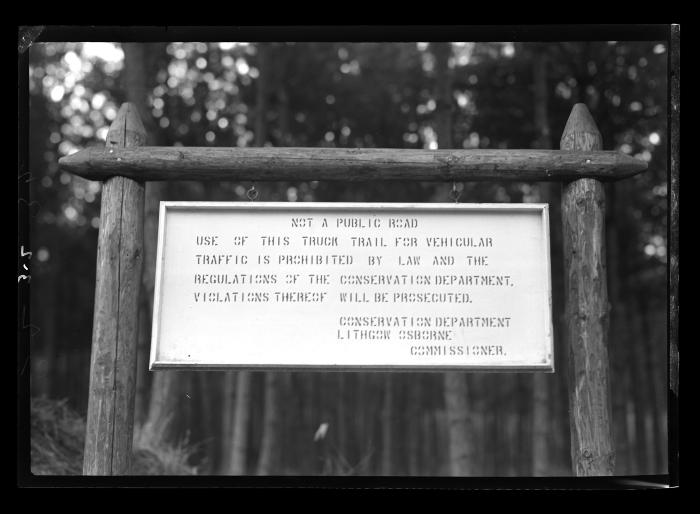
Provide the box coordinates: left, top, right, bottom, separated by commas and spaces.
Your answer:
560, 103, 615, 476
83, 103, 146, 475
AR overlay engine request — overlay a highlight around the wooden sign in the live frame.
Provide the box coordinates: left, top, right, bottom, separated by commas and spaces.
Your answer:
150, 202, 553, 371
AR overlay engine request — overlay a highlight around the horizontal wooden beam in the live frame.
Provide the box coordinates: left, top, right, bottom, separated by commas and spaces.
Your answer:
59, 146, 647, 182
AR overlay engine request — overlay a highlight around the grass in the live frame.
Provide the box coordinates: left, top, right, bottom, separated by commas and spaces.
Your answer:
30, 397, 198, 475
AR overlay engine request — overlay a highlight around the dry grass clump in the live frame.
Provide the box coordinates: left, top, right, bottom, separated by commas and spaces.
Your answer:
131, 426, 199, 475
31, 397, 197, 475
31, 398, 84, 475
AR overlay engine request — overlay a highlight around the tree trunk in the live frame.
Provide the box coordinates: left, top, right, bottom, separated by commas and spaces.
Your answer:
421, 409, 433, 475
494, 377, 508, 475
251, 43, 285, 477
407, 376, 421, 475
432, 41, 472, 477
381, 374, 393, 475
627, 294, 648, 474
444, 373, 472, 475
356, 373, 370, 475
638, 297, 662, 473
224, 43, 273, 476
256, 373, 282, 475
219, 371, 236, 473
531, 47, 551, 476
196, 372, 216, 474
337, 373, 347, 470
606, 182, 630, 474
135, 178, 166, 430
516, 374, 531, 475
140, 372, 180, 446
228, 370, 252, 474
532, 373, 549, 475
433, 42, 452, 149
471, 375, 487, 475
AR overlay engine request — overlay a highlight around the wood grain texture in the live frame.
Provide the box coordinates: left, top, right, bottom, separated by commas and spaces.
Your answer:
560, 103, 615, 476
59, 146, 646, 182
83, 103, 145, 475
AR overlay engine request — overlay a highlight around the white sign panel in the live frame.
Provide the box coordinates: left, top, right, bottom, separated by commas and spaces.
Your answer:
150, 202, 553, 371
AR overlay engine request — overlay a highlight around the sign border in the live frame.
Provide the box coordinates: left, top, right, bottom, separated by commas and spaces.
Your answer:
149, 202, 554, 372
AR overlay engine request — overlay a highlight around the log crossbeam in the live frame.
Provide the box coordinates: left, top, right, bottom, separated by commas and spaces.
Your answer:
59, 147, 646, 183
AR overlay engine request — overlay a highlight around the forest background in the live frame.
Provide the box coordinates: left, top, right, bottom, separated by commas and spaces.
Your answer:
25, 36, 669, 476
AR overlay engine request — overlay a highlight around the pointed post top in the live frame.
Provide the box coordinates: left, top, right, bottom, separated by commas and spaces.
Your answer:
560, 103, 603, 152
105, 102, 146, 151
